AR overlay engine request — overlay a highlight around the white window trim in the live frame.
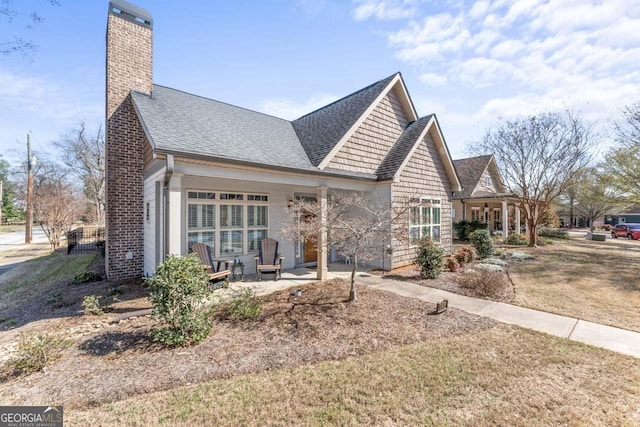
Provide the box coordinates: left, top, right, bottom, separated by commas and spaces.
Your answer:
409, 197, 442, 246
186, 190, 269, 257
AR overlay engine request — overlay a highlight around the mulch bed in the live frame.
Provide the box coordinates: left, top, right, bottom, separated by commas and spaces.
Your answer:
0, 279, 495, 408
376, 264, 515, 302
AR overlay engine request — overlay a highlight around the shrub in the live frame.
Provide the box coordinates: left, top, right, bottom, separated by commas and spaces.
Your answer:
414, 238, 446, 279
510, 252, 534, 261
453, 220, 488, 241
82, 295, 105, 315
146, 254, 213, 347
537, 227, 569, 239
504, 233, 528, 245
456, 269, 508, 298
220, 288, 263, 320
475, 263, 505, 272
444, 256, 460, 272
71, 271, 103, 285
469, 229, 494, 258
3, 333, 71, 377
480, 258, 508, 267
454, 246, 475, 265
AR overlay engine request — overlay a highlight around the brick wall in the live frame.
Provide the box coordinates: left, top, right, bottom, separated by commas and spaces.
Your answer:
105, 6, 153, 280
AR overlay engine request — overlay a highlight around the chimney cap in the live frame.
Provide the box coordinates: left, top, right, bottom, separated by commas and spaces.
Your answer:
109, 0, 152, 29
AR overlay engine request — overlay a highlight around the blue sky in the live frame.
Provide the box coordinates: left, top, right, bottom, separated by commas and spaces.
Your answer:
1, 0, 639, 165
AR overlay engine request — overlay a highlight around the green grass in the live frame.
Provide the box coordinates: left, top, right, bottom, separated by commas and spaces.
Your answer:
0, 252, 96, 313
69, 324, 640, 426
0, 224, 24, 234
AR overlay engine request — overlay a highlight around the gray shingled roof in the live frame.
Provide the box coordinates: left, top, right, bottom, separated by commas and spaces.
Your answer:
292, 73, 398, 166
376, 115, 433, 180
452, 155, 493, 198
131, 85, 318, 171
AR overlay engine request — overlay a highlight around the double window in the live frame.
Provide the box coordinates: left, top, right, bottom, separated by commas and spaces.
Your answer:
409, 198, 441, 244
187, 191, 268, 256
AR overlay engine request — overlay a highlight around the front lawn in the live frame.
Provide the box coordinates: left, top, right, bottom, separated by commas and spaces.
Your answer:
508, 238, 640, 332
68, 324, 640, 426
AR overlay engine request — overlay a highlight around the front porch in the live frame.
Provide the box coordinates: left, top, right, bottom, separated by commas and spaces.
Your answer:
453, 197, 522, 237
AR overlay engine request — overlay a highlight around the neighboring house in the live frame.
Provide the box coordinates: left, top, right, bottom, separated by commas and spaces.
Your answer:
104, 0, 461, 281
604, 205, 640, 225
452, 155, 521, 237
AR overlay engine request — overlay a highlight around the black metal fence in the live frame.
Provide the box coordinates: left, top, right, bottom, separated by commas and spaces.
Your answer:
67, 226, 105, 255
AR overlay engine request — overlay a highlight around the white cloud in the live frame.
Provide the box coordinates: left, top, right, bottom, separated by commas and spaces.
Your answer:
419, 73, 447, 86
359, 0, 640, 146
352, 0, 419, 21
259, 94, 340, 120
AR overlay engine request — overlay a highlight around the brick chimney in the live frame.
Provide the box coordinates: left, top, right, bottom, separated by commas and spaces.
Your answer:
105, 0, 152, 280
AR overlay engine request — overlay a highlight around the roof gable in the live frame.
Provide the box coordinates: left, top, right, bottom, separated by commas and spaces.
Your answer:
377, 115, 461, 191
452, 155, 505, 198
292, 73, 417, 168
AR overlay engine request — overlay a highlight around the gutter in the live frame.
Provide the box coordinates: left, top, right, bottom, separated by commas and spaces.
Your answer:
163, 154, 174, 262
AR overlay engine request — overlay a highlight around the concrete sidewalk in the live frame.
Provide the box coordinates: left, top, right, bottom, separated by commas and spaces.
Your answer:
232, 265, 640, 359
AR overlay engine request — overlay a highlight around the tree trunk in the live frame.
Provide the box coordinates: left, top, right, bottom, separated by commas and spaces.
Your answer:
348, 255, 358, 303
569, 196, 574, 229
527, 218, 537, 247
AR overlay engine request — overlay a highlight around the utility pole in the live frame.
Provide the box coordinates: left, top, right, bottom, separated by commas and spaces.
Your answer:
25, 133, 33, 244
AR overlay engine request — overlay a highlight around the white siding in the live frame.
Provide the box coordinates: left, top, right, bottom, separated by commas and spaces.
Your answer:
143, 169, 164, 276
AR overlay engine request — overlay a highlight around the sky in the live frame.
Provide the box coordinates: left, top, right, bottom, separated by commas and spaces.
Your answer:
1, 0, 639, 166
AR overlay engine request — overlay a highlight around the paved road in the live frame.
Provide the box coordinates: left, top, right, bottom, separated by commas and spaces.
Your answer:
0, 227, 48, 253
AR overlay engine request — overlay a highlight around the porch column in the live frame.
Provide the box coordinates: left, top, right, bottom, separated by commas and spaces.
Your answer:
166, 173, 183, 256
502, 200, 509, 238
316, 186, 328, 281
515, 204, 521, 234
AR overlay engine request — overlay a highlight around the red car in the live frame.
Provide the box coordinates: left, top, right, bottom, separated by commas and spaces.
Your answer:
610, 223, 640, 240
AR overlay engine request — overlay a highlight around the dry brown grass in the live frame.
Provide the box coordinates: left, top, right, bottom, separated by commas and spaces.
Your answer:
66, 323, 640, 426
509, 238, 640, 331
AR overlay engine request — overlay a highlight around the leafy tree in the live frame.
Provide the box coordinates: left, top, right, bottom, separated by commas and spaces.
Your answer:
283, 192, 408, 303
54, 122, 105, 224
573, 168, 627, 236
0, 155, 21, 221
472, 111, 594, 246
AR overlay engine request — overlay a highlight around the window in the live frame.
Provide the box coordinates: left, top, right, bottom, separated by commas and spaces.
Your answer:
484, 176, 491, 187
187, 191, 268, 257
145, 202, 150, 222
471, 207, 481, 221
493, 208, 500, 222
409, 198, 441, 244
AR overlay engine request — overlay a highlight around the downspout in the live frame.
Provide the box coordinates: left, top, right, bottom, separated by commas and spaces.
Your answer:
163, 154, 174, 262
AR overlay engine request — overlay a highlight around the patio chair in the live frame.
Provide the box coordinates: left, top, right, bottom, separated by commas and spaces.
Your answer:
254, 238, 284, 281
190, 243, 231, 286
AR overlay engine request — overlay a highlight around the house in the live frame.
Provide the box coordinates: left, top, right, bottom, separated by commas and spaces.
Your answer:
104, 0, 461, 281
452, 155, 521, 237
604, 205, 640, 225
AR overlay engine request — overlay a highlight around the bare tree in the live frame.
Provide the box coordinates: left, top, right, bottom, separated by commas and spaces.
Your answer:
605, 101, 640, 204
1, 0, 60, 57
33, 174, 81, 251
54, 122, 105, 224
283, 192, 408, 303
472, 111, 595, 246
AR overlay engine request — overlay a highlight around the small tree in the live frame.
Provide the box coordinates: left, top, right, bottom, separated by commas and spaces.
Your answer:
33, 176, 82, 251
472, 111, 595, 246
283, 192, 408, 303
146, 254, 213, 346
606, 101, 640, 204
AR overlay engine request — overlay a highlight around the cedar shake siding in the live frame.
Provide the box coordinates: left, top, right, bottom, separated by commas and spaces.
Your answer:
392, 130, 453, 268
105, 1, 153, 280
327, 89, 409, 174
